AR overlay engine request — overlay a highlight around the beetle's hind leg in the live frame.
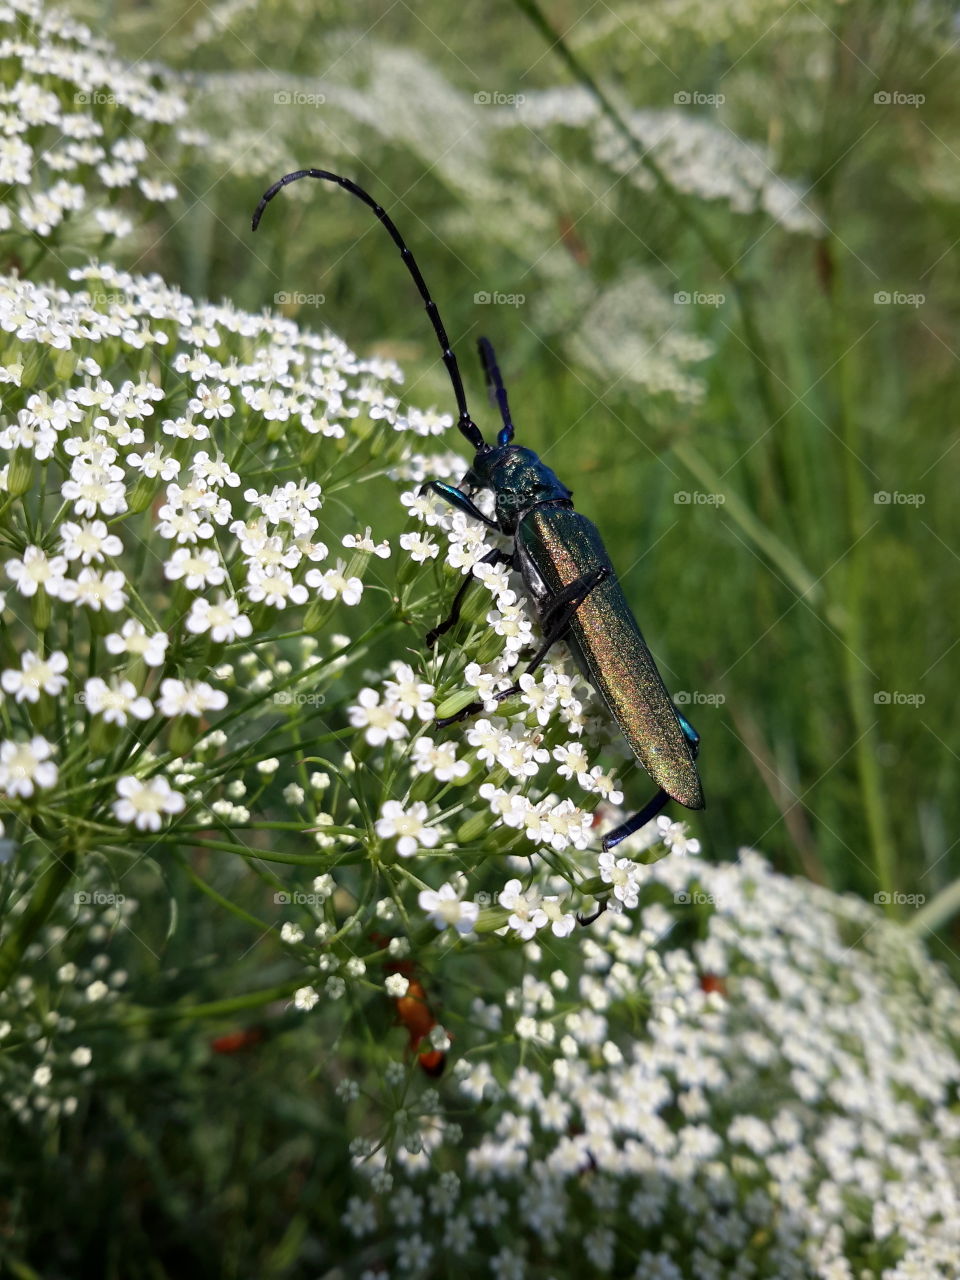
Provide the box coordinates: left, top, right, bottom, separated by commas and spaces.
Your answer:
599, 789, 674, 853
434, 565, 610, 727
425, 547, 512, 648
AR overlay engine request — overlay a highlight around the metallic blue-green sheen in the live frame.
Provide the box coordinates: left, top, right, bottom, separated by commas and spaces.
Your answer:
519, 505, 703, 810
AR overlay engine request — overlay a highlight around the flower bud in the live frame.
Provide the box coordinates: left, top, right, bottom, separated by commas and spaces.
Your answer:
7, 448, 32, 497
434, 687, 477, 720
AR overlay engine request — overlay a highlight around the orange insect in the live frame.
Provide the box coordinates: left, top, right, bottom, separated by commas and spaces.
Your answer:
210, 1026, 266, 1055
700, 972, 728, 997
394, 976, 446, 1077
372, 933, 447, 1076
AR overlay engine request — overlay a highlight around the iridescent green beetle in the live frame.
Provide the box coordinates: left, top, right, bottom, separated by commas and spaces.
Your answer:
253, 169, 704, 856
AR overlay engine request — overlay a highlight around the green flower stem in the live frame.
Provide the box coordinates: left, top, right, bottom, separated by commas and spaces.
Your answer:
827, 230, 896, 907
176, 855, 275, 935
909, 880, 960, 937
145, 836, 348, 867
0, 844, 77, 995
108, 980, 307, 1030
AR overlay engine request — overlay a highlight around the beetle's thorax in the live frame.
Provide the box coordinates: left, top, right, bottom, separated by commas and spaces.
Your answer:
468, 445, 572, 534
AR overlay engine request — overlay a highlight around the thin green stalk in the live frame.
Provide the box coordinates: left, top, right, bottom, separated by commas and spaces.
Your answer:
828, 231, 896, 907
0, 845, 77, 995
909, 880, 960, 938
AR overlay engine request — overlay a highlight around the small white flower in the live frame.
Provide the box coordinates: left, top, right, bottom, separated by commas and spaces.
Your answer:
83, 677, 153, 726
553, 741, 591, 779
164, 547, 227, 590
399, 530, 439, 562
597, 850, 643, 908
375, 800, 440, 858
185, 595, 252, 643
1, 650, 68, 703
245, 566, 309, 608
104, 620, 168, 666
348, 689, 408, 747
499, 878, 548, 940
158, 678, 228, 718
411, 737, 470, 783
656, 815, 701, 856
112, 776, 186, 831
342, 527, 390, 558
5, 546, 68, 598
383, 663, 435, 721
385, 972, 410, 997
59, 520, 123, 564
305, 559, 363, 606
0, 737, 58, 797
59, 568, 127, 612
418, 882, 480, 935
577, 765, 624, 806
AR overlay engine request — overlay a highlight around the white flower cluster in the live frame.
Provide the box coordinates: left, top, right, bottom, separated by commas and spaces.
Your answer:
509, 91, 823, 235
352, 853, 960, 1279
0, 892, 136, 1126
568, 267, 714, 403
0, 0, 188, 245
0, 262, 440, 843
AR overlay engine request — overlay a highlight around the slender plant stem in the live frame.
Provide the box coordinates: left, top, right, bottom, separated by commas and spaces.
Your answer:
0, 845, 77, 995
828, 230, 896, 907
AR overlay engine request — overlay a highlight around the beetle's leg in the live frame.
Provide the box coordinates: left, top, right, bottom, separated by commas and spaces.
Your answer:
435, 566, 609, 727
420, 480, 499, 531
425, 547, 513, 648
514, 565, 610, 681
600, 716, 701, 852
599, 788, 674, 853
577, 899, 607, 927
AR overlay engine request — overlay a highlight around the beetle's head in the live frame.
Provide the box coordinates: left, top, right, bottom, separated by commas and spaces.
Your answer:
464, 445, 572, 533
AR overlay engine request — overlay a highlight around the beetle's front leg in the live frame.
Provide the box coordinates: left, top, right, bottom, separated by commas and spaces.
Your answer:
425, 547, 513, 648
435, 565, 609, 727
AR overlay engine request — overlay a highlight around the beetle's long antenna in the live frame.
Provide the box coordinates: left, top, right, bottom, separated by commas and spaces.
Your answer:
477, 336, 515, 446
252, 169, 487, 453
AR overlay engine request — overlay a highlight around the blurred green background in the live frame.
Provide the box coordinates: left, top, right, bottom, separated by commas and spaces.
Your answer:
69, 0, 960, 914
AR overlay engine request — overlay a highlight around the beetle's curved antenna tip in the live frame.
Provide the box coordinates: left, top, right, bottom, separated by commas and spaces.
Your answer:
251, 170, 312, 233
